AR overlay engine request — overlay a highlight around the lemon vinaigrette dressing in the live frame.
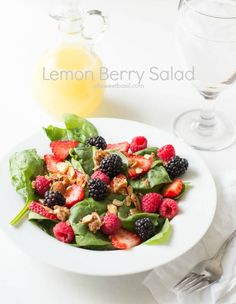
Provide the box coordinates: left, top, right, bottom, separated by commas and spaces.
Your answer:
33, 1, 107, 119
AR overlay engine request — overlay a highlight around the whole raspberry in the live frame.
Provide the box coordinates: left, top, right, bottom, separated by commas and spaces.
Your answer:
130, 136, 148, 153
141, 193, 163, 213
53, 222, 75, 243
158, 144, 175, 162
101, 213, 121, 235
91, 171, 110, 185
159, 198, 178, 219
34, 176, 52, 196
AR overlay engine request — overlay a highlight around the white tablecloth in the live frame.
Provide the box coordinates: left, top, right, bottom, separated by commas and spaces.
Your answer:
1, 0, 236, 303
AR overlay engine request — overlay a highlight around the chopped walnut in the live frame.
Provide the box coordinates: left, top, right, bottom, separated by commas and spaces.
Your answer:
124, 195, 132, 207
143, 178, 150, 188
76, 174, 87, 188
94, 150, 110, 166
62, 175, 74, 187
56, 162, 69, 174
127, 185, 133, 196
53, 205, 70, 221
130, 208, 138, 215
111, 174, 128, 194
130, 193, 141, 211
82, 212, 102, 233
135, 168, 143, 174
112, 199, 124, 207
107, 203, 118, 214
52, 181, 66, 194
82, 214, 94, 224
67, 166, 76, 178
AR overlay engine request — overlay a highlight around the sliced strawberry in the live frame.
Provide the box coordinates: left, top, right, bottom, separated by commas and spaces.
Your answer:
65, 184, 85, 208
111, 228, 141, 250
44, 154, 61, 173
50, 140, 79, 161
106, 142, 130, 153
127, 155, 152, 179
29, 201, 57, 220
162, 178, 183, 198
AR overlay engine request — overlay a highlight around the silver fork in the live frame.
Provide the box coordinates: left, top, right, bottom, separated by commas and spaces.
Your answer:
174, 229, 236, 295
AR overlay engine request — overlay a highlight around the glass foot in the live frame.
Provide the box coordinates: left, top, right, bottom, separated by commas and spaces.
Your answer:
173, 109, 236, 151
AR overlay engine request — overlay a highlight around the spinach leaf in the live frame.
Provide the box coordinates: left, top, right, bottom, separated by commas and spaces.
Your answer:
103, 193, 126, 204
70, 158, 85, 174
28, 211, 57, 236
73, 223, 113, 250
9, 149, 45, 225
144, 219, 172, 245
118, 205, 160, 231
63, 114, 98, 143
151, 159, 163, 168
69, 198, 107, 227
44, 114, 98, 143
135, 147, 158, 156
70, 144, 97, 175
129, 166, 171, 193
43, 125, 68, 141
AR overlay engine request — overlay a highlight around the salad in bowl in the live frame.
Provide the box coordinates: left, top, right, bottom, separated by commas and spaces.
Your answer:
9, 114, 190, 250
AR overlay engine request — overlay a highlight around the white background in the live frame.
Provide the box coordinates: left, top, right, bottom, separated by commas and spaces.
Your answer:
0, 0, 236, 303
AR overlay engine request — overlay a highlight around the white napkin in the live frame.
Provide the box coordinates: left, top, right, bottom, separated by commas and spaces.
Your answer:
143, 171, 236, 304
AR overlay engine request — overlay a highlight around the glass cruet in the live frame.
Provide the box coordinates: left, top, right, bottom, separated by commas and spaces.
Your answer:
33, 0, 108, 119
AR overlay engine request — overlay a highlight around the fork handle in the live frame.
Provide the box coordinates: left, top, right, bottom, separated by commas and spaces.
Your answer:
214, 229, 236, 262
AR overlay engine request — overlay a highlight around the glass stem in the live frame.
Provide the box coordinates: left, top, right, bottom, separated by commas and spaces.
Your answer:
197, 95, 217, 135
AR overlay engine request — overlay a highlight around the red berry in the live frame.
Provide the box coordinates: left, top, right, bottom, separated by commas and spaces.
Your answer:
91, 171, 110, 185
101, 213, 121, 235
64, 184, 85, 208
44, 154, 61, 173
29, 201, 57, 220
127, 155, 152, 179
53, 221, 75, 243
162, 178, 183, 198
130, 136, 148, 153
34, 176, 52, 196
141, 193, 163, 213
159, 198, 178, 219
111, 228, 141, 249
106, 142, 130, 153
157, 144, 175, 162
50, 140, 79, 161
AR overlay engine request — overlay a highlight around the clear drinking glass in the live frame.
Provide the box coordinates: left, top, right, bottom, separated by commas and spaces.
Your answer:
174, 0, 236, 151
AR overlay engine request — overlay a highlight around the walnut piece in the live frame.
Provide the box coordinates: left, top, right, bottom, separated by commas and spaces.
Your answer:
112, 199, 124, 207
107, 203, 118, 214
82, 212, 102, 233
94, 150, 110, 166
130, 193, 141, 211
52, 181, 66, 194
130, 208, 138, 215
53, 205, 70, 221
56, 162, 69, 174
111, 174, 128, 194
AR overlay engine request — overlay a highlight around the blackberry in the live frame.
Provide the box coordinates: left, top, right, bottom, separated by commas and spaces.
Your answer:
88, 178, 108, 201
165, 156, 189, 179
86, 136, 107, 150
44, 191, 65, 208
99, 154, 123, 178
134, 218, 156, 241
